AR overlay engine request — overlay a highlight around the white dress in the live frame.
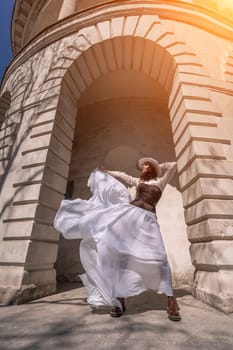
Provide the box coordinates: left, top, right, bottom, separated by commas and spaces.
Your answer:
54, 163, 177, 310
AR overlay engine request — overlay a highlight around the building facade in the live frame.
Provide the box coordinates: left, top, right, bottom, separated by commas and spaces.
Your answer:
0, 0, 233, 312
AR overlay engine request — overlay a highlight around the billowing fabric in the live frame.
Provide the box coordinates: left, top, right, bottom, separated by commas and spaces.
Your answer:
54, 168, 173, 310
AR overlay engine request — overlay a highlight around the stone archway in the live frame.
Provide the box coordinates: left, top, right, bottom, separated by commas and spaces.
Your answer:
52, 20, 233, 312
55, 51, 194, 285
1, 15, 232, 312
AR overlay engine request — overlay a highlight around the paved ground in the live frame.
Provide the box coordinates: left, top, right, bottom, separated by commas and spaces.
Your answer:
0, 283, 232, 350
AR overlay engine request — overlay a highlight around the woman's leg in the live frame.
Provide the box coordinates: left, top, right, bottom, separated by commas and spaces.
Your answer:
110, 298, 126, 317
167, 296, 181, 321
160, 260, 181, 321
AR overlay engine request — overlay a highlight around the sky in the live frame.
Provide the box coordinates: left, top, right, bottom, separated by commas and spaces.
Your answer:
0, 0, 15, 83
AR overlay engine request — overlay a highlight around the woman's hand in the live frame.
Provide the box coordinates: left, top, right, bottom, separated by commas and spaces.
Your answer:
159, 162, 177, 170
98, 166, 107, 172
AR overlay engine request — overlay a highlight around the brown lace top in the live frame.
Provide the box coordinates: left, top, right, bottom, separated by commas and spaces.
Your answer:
130, 183, 162, 213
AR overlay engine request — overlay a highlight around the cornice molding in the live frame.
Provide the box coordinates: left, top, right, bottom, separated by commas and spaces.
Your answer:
11, 1, 233, 55
2, 1, 232, 92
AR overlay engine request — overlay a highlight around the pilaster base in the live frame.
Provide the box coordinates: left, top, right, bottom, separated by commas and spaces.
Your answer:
0, 283, 56, 305
192, 270, 233, 313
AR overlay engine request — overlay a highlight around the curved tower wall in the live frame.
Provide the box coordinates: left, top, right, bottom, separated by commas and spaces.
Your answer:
0, 1, 233, 312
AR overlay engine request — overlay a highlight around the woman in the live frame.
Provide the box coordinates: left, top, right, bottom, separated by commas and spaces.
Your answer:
54, 157, 181, 321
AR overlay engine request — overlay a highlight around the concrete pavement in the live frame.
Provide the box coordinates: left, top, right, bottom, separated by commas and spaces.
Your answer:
0, 282, 232, 350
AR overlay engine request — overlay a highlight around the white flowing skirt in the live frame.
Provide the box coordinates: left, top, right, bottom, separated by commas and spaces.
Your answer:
54, 169, 173, 310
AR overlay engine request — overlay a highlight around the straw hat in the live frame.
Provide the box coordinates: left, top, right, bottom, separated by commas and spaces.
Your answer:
137, 157, 161, 177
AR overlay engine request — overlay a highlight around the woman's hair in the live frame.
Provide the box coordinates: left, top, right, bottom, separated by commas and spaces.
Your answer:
139, 162, 157, 181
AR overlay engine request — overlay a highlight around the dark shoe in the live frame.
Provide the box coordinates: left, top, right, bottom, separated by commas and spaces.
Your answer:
110, 298, 126, 317
110, 306, 122, 318
167, 297, 181, 321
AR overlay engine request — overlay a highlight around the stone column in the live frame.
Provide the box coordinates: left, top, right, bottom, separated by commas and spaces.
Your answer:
169, 70, 233, 313
58, 0, 76, 20
0, 74, 77, 303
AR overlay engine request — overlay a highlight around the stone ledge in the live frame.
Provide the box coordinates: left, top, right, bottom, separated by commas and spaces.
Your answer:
0, 283, 56, 305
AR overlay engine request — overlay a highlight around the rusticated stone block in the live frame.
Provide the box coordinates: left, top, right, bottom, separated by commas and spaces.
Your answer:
22, 267, 56, 286
22, 149, 48, 168
92, 44, 108, 75
2, 220, 59, 241
57, 95, 78, 125
124, 15, 139, 36
52, 123, 73, 151
158, 54, 173, 87
133, 37, 145, 71
68, 61, 86, 92
97, 20, 111, 41
0, 282, 56, 305
50, 137, 71, 164
173, 113, 217, 143
3, 204, 38, 222
135, 15, 160, 38
190, 240, 233, 268
0, 123, 16, 140
141, 40, 156, 75
177, 64, 208, 77
13, 183, 41, 203
42, 167, 67, 194
26, 241, 58, 265
177, 141, 226, 174
35, 204, 57, 224
46, 151, 70, 179
124, 37, 134, 71
13, 182, 64, 210
182, 178, 233, 208
83, 49, 101, 80
76, 55, 94, 86
187, 218, 233, 242
193, 270, 233, 313
170, 99, 221, 131
179, 159, 233, 190
113, 37, 123, 69
0, 240, 30, 264
78, 24, 100, 46
0, 266, 24, 288
111, 17, 124, 37
32, 109, 56, 126
169, 84, 211, 114
175, 124, 229, 158
22, 136, 51, 158
185, 199, 233, 225
13, 165, 44, 186
150, 45, 164, 81
102, 39, 117, 71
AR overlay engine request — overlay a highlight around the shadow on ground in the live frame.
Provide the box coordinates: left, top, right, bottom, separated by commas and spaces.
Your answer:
0, 284, 232, 350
